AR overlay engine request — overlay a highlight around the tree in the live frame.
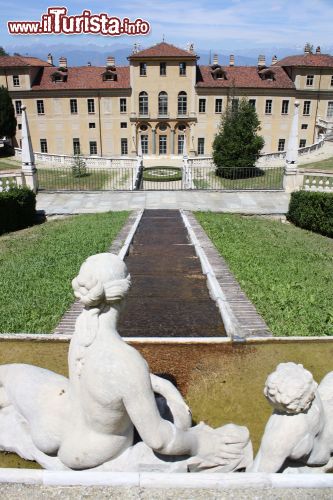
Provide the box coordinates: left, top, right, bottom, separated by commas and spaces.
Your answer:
0, 86, 17, 139
0, 47, 9, 56
71, 155, 87, 178
212, 97, 264, 178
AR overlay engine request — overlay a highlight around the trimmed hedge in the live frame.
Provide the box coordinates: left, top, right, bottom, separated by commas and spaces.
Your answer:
287, 191, 333, 238
0, 187, 36, 235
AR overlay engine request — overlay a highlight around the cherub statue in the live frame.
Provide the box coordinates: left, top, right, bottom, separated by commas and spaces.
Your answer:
249, 362, 333, 473
0, 253, 252, 472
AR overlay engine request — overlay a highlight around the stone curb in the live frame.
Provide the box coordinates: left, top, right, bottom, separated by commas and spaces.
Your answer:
0, 469, 332, 489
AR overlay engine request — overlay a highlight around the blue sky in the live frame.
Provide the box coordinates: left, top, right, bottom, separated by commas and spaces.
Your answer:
1, 0, 332, 52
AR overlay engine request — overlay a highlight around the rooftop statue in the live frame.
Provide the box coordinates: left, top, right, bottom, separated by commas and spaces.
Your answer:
0, 253, 252, 472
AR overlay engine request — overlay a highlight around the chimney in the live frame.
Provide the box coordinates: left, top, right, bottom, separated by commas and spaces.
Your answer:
258, 54, 266, 68
316, 46, 321, 54
47, 53, 53, 65
59, 56, 67, 69
87, 62, 91, 67
304, 44, 310, 54
213, 53, 219, 65
229, 54, 235, 67
271, 55, 278, 65
107, 56, 115, 67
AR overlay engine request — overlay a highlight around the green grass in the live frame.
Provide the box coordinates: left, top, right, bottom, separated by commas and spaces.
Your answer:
0, 212, 129, 333
195, 213, 333, 336
143, 167, 182, 182
191, 168, 284, 190
299, 156, 333, 171
0, 158, 20, 171
38, 168, 116, 190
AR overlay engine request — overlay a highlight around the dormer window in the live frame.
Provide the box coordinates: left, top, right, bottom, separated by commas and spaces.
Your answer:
103, 71, 117, 81
51, 71, 67, 83
259, 68, 275, 81
211, 66, 227, 80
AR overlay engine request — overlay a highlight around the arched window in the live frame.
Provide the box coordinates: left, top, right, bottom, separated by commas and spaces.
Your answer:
158, 91, 168, 116
139, 91, 148, 116
178, 91, 187, 115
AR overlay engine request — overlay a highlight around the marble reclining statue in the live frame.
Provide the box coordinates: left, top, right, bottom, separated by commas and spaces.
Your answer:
0, 253, 252, 472
0, 252, 332, 473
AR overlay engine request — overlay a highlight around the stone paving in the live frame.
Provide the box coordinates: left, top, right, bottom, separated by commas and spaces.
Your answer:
37, 191, 290, 215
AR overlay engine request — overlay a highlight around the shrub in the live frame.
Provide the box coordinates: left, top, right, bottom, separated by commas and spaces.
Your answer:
71, 155, 87, 178
0, 187, 36, 235
287, 191, 333, 237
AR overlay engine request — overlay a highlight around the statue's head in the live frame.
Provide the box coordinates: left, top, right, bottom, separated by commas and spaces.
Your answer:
72, 253, 131, 308
264, 362, 318, 414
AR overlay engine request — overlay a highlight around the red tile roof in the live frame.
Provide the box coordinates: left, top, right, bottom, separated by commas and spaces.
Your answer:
32, 66, 130, 90
128, 42, 197, 59
0, 55, 51, 67
196, 65, 295, 89
276, 53, 333, 68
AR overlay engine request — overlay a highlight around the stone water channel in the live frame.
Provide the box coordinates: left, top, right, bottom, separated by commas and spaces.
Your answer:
119, 209, 226, 338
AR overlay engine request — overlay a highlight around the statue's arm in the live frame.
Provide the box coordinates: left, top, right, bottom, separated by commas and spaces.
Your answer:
122, 354, 246, 462
249, 414, 301, 472
150, 374, 192, 430
123, 366, 195, 455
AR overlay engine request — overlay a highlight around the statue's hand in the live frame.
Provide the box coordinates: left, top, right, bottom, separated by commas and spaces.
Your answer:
189, 422, 251, 468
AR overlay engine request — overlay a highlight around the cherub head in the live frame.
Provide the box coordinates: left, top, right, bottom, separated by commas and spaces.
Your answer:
72, 253, 131, 308
264, 362, 318, 414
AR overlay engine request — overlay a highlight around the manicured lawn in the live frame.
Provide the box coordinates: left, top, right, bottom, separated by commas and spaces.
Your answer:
195, 213, 333, 336
192, 168, 284, 190
0, 212, 129, 333
299, 156, 333, 171
37, 168, 130, 191
0, 158, 20, 171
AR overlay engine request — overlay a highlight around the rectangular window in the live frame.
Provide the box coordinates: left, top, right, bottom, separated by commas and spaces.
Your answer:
140, 63, 147, 76
15, 100, 22, 115
327, 102, 333, 118
232, 98, 239, 112
13, 75, 20, 87
331, 76, 333, 87
87, 99, 95, 114
215, 98, 223, 113
89, 122, 96, 129
198, 138, 205, 155
306, 75, 314, 86
121, 138, 128, 155
40, 139, 48, 153
160, 62, 166, 76
159, 135, 167, 154
141, 134, 148, 154
301, 124, 308, 129
120, 98, 127, 113
89, 141, 97, 155
249, 99, 256, 109
70, 99, 78, 114
278, 139, 285, 152
178, 134, 184, 155
281, 100, 289, 114
179, 62, 186, 76
120, 122, 127, 128
73, 138, 80, 155
199, 99, 206, 113
18, 124, 22, 130
37, 100, 45, 115
303, 101, 311, 115
299, 139, 306, 148
265, 99, 272, 114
